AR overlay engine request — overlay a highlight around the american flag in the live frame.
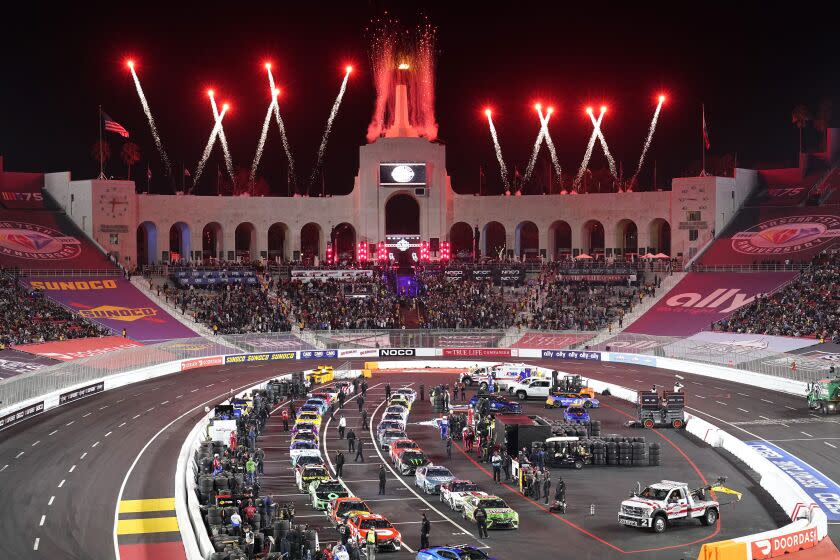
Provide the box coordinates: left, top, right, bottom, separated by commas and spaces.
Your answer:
103, 112, 129, 138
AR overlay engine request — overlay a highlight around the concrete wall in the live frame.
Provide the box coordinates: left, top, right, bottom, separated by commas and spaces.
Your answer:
715, 168, 759, 235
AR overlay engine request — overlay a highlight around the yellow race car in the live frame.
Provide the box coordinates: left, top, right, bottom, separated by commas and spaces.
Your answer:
296, 411, 322, 425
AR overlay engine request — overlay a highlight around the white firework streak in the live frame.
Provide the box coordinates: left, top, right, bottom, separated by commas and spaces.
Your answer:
250, 99, 276, 187
310, 70, 350, 186
209, 96, 234, 178
632, 100, 664, 185
487, 114, 509, 190
574, 112, 605, 188
129, 68, 171, 174
524, 118, 547, 182
267, 68, 297, 189
194, 107, 227, 184
538, 108, 562, 177
588, 111, 617, 178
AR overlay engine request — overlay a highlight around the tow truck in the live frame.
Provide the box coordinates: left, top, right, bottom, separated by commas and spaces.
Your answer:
618, 477, 740, 533
807, 376, 840, 414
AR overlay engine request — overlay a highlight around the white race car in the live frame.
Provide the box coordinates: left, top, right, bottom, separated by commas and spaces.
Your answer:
290, 440, 321, 465
393, 388, 417, 404
439, 482, 485, 512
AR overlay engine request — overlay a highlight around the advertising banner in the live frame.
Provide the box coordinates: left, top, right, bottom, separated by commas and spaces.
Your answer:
224, 352, 297, 365
59, 381, 105, 405
663, 331, 819, 366
25, 276, 198, 342
0, 401, 44, 429
624, 272, 797, 336
607, 353, 657, 367
749, 526, 819, 559
181, 356, 224, 371
541, 350, 602, 361
0, 171, 44, 209
15, 336, 143, 361
512, 332, 592, 349
433, 334, 502, 348
438, 267, 525, 286
291, 269, 374, 282
337, 348, 380, 358
0, 349, 58, 380
379, 348, 416, 357
599, 334, 674, 352
746, 441, 840, 521
299, 350, 339, 360
442, 348, 512, 358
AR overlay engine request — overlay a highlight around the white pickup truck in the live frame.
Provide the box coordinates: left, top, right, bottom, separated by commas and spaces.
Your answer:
506, 378, 553, 400
618, 480, 720, 533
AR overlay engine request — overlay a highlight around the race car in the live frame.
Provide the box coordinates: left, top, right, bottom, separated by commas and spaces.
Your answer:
333, 381, 355, 396
440, 482, 483, 512
388, 395, 412, 411
383, 412, 408, 424
389, 439, 421, 463
291, 422, 319, 436
303, 399, 329, 415
545, 393, 600, 409
295, 464, 331, 492
347, 513, 402, 551
468, 395, 522, 414
563, 402, 591, 423
379, 428, 409, 450
291, 431, 317, 445
385, 404, 410, 419
296, 411, 322, 425
310, 391, 335, 405
393, 448, 430, 475
292, 454, 324, 470
376, 419, 406, 438
328, 496, 371, 526
289, 440, 321, 464
416, 545, 495, 560
415, 465, 456, 494
309, 479, 349, 509
393, 387, 417, 403
462, 495, 519, 529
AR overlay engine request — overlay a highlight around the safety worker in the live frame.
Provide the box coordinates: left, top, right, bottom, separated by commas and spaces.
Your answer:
366, 525, 377, 560
474, 506, 488, 538
420, 513, 431, 549
245, 456, 257, 485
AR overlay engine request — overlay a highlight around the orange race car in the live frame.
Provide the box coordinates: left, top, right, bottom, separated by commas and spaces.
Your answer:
328, 496, 371, 527
346, 513, 402, 551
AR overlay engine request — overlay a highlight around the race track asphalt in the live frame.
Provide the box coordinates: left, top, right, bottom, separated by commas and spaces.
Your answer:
0, 356, 835, 559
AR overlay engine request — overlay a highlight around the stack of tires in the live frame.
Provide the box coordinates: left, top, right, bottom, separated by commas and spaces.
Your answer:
591, 440, 606, 465
648, 442, 661, 466
618, 441, 632, 466
631, 437, 648, 466
198, 475, 215, 504
605, 441, 618, 465
590, 420, 602, 437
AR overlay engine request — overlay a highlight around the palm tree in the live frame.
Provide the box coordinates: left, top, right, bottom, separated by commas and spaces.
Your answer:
120, 142, 141, 180
91, 140, 111, 167
791, 105, 811, 154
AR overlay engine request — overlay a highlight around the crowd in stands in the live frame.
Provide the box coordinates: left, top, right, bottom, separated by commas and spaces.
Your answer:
714, 251, 840, 342
0, 270, 110, 347
526, 279, 638, 331
279, 278, 401, 330
416, 274, 521, 329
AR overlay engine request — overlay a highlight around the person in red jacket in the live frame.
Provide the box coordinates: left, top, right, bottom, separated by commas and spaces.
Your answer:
229, 430, 237, 450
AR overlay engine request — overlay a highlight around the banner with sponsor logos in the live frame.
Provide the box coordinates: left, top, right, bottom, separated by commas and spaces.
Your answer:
15, 336, 144, 361
442, 348, 512, 358
59, 381, 105, 405
379, 348, 416, 357
431, 333, 502, 348
746, 441, 840, 522
663, 331, 819, 366
789, 342, 840, 365
0, 210, 112, 269
0, 349, 58, 380
224, 351, 297, 365
624, 272, 797, 336
299, 350, 339, 360
599, 334, 675, 352
291, 269, 374, 282
512, 332, 592, 349
181, 356, 224, 371
0, 170, 44, 209
699, 207, 840, 265
25, 276, 198, 342
439, 267, 526, 286
541, 350, 601, 361
749, 526, 819, 560
0, 401, 44, 429
337, 348, 381, 358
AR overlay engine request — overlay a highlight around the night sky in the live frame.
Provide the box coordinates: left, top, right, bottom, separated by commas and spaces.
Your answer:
1, 1, 837, 196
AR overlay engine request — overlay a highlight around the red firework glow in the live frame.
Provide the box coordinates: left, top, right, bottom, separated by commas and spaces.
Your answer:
126, 59, 135, 69
484, 108, 492, 117
345, 65, 354, 74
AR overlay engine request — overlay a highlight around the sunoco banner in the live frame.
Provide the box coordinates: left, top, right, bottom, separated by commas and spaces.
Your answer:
224, 352, 297, 364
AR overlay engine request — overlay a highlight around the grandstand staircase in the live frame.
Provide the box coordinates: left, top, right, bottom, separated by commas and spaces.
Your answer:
400, 306, 422, 328
579, 271, 686, 348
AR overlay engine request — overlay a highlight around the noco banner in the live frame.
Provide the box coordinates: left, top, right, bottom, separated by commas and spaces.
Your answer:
224, 352, 297, 364
379, 348, 416, 357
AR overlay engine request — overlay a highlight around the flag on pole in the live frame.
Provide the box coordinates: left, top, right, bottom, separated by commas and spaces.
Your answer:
184, 167, 191, 177
702, 105, 711, 150
146, 164, 152, 181
102, 112, 129, 138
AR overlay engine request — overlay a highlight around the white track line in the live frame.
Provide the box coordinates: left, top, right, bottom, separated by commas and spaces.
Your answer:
48, 496, 55, 506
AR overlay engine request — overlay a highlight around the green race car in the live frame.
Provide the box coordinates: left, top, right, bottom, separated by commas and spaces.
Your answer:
462, 494, 519, 529
309, 479, 349, 509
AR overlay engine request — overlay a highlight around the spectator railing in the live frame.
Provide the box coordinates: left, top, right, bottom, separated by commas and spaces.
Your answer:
686, 262, 812, 272
18, 269, 123, 277
2, 328, 831, 412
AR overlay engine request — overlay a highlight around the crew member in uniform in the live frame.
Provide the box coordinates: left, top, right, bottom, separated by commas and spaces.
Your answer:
474, 506, 488, 538
420, 513, 431, 549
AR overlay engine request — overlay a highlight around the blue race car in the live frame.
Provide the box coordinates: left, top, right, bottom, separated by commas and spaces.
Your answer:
417, 545, 495, 560
563, 401, 591, 423
415, 465, 456, 494
545, 393, 600, 409
303, 400, 329, 414
468, 395, 522, 414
